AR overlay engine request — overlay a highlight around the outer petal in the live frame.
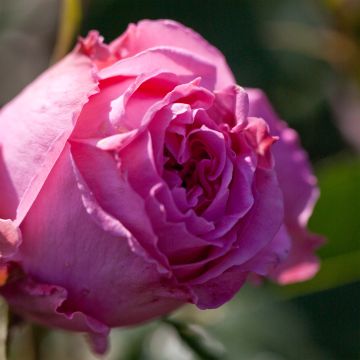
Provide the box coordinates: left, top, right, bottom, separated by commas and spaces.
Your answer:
246, 88, 324, 283
191, 267, 248, 309
6, 144, 186, 329
0, 46, 99, 225
110, 19, 235, 89
70, 140, 170, 273
271, 230, 322, 284
0, 274, 110, 354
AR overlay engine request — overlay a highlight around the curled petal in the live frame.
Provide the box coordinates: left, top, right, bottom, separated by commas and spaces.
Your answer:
208, 85, 249, 128
78, 30, 114, 69
100, 46, 217, 90
1, 274, 110, 355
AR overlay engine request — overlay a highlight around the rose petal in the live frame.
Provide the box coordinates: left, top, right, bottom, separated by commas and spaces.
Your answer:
184, 168, 283, 285
0, 219, 21, 260
100, 46, 217, 90
70, 141, 170, 272
0, 48, 98, 224
208, 85, 249, 128
191, 267, 248, 309
71, 76, 134, 140
110, 19, 235, 89
246, 88, 324, 283
0, 274, 110, 354
246, 88, 318, 228
11, 145, 186, 327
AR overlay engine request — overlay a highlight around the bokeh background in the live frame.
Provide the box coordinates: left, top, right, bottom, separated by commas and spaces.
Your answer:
1, 0, 359, 359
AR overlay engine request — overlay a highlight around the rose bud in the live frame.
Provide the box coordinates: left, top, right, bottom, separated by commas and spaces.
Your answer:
0, 20, 324, 353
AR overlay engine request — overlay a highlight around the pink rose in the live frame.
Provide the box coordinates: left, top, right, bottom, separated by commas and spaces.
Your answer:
0, 20, 323, 353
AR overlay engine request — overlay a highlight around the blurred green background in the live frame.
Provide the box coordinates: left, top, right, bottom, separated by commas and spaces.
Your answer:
1, 0, 359, 359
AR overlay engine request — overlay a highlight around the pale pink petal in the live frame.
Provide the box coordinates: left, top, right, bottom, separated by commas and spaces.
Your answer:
0, 48, 98, 224
0, 219, 21, 260
270, 230, 323, 284
100, 47, 217, 90
71, 76, 134, 139
208, 85, 249, 127
110, 19, 235, 89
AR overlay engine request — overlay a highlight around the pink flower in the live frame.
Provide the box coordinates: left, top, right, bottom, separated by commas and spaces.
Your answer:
0, 20, 323, 353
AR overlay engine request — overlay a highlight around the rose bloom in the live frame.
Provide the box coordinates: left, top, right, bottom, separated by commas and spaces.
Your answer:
0, 20, 323, 353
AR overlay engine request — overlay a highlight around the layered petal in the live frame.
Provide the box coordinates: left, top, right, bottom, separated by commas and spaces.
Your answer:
9, 144, 186, 329
100, 46, 217, 90
110, 19, 235, 89
0, 20, 323, 344
246, 88, 324, 283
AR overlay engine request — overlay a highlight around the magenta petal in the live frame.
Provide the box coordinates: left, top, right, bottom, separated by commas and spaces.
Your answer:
234, 169, 284, 261
242, 225, 291, 276
70, 141, 169, 271
191, 267, 248, 309
145, 184, 213, 257
0, 275, 110, 355
12, 145, 185, 327
110, 19, 235, 90
270, 230, 323, 284
246, 88, 318, 228
184, 168, 283, 285
246, 88, 324, 283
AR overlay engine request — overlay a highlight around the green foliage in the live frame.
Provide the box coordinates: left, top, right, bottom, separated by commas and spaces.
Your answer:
311, 156, 360, 257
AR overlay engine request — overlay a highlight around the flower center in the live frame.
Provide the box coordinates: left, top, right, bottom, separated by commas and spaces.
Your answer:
164, 142, 218, 215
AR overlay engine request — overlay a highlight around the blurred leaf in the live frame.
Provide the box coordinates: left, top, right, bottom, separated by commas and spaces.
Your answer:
311, 155, 360, 257
180, 287, 329, 360
0, 298, 7, 360
163, 318, 226, 360
266, 21, 359, 72
51, 0, 82, 63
